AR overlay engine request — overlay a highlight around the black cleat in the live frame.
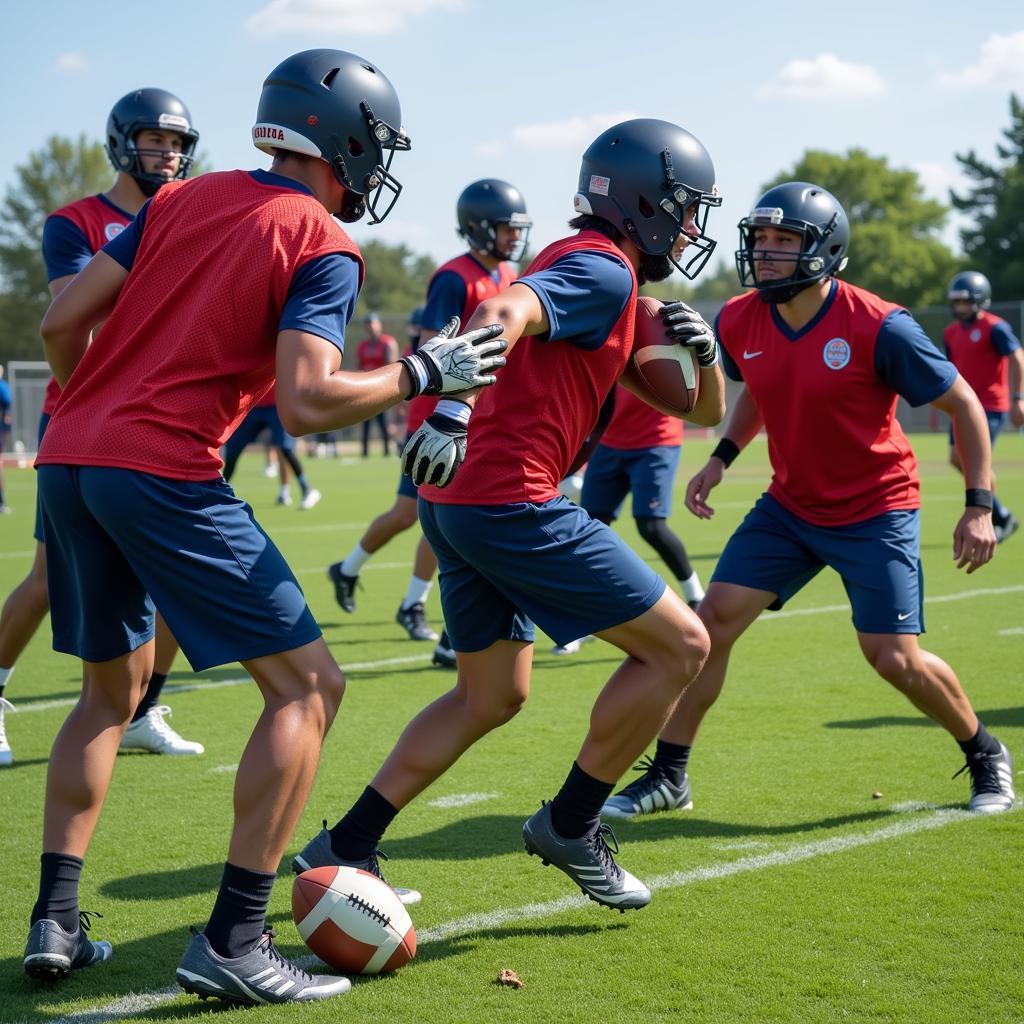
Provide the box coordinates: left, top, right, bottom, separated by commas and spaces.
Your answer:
432, 629, 457, 669
24, 912, 112, 980
327, 563, 359, 613
396, 602, 439, 642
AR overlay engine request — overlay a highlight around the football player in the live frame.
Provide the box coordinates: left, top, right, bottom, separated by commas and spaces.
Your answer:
355, 313, 399, 457
328, 180, 530, 654
297, 121, 724, 911
602, 183, 1014, 822
943, 271, 1023, 542
22, 49, 504, 1004
0, 88, 203, 763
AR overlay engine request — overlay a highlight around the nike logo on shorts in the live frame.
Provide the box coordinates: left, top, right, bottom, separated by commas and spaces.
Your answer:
897, 612, 912, 620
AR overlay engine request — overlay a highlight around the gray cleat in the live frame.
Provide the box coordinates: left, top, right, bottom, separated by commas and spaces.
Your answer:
176, 929, 350, 1005
23, 912, 112, 980
522, 802, 651, 911
292, 823, 422, 906
955, 742, 1015, 814
602, 757, 693, 819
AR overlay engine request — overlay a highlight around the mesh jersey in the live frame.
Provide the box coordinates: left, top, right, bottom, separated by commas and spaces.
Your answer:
406, 254, 518, 436
421, 231, 638, 505
356, 336, 397, 371
41, 195, 134, 415
718, 280, 921, 526
599, 384, 683, 449
942, 311, 1013, 412
38, 170, 363, 480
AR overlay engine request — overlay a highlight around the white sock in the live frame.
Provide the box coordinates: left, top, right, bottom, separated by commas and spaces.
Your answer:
341, 543, 371, 577
680, 572, 705, 604
401, 575, 432, 611
0, 665, 13, 687
278, 484, 289, 499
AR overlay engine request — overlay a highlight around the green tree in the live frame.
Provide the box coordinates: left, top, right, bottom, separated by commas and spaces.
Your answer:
951, 93, 1024, 297
354, 239, 435, 320
761, 149, 957, 307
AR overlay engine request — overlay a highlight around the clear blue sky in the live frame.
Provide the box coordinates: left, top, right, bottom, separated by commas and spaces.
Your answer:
3, 1, 1023, 270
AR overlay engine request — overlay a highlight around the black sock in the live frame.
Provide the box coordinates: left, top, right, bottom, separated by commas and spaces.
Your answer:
0, 683, 6, 701
204, 862, 275, 959
549, 762, 615, 840
31, 853, 83, 931
652, 739, 691, 787
958, 722, 1001, 759
635, 517, 694, 581
132, 672, 168, 723
329, 787, 399, 861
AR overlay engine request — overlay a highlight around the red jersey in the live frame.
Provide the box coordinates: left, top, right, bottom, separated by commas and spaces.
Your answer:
38, 170, 362, 480
422, 231, 638, 505
718, 280, 921, 526
942, 311, 1013, 412
356, 335, 397, 371
406, 254, 518, 436
600, 385, 683, 449
256, 384, 276, 409
41, 195, 134, 415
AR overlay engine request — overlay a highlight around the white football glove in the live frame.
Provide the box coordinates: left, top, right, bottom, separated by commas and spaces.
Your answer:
659, 301, 719, 367
401, 400, 471, 488
400, 317, 507, 397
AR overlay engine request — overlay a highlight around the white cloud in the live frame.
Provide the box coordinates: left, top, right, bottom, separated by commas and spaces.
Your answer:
476, 111, 642, 159
54, 52, 89, 74
911, 161, 968, 204
756, 53, 884, 100
940, 31, 1024, 90
246, 0, 462, 35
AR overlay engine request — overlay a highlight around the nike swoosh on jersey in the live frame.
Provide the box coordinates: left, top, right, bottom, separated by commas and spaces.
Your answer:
742, 350, 763, 360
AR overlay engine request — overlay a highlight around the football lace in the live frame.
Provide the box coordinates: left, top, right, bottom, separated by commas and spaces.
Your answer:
347, 893, 391, 927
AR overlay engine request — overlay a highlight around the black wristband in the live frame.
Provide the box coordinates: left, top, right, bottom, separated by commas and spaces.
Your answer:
712, 438, 740, 468
965, 488, 994, 510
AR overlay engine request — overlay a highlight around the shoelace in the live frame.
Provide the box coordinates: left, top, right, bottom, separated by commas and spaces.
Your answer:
258, 929, 314, 982
586, 823, 624, 882
952, 751, 1005, 795
147, 705, 178, 735
78, 910, 103, 932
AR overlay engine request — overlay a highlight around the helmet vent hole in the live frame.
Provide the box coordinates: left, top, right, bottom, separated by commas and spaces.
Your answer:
320, 68, 340, 89
348, 137, 365, 157
638, 195, 655, 218
361, 64, 376, 73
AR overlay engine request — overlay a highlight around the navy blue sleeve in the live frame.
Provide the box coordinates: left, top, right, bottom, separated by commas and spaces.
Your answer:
874, 309, 958, 407
101, 201, 149, 272
0, 380, 11, 411
715, 312, 744, 382
279, 252, 361, 355
515, 250, 632, 350
420, 271, 467, 332
990, 318, 1021, 356
42, 216, 94, 281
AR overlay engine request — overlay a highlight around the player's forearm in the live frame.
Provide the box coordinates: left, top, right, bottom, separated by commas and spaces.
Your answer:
934, 377, 992, 490
279, 363, 411, 435
686, 364, 726, 427
40, 325, 90, 387
1009, 349, 1024, 398
720, 387, 763, 450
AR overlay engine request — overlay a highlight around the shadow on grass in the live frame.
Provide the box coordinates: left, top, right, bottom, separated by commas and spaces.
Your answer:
825, 706, 1024, 731
414, 921, 619, 967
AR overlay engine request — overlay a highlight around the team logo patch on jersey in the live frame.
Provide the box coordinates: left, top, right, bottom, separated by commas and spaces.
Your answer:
970, 328, 982, 342
589, 175, 610, 196
104, 222, 125, 241
823, 338, 851, 370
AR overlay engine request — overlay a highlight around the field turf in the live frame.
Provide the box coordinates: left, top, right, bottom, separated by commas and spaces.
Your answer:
0, 433, 1021, 1024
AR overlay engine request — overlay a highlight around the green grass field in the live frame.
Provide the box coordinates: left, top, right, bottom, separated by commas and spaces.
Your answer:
1, 434, 1022, 1024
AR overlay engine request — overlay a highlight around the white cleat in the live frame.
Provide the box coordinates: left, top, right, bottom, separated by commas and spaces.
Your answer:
120, 706, 205, 756
551, 636, 594, 656
299, 488, 322, 510
0, 696, 15, 767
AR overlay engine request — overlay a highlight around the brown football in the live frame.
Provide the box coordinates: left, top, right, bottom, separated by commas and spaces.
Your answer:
620, 296, 700, 416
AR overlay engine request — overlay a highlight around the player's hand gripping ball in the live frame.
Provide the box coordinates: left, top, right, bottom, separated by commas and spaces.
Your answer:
292, 866, 416, 975
620, 296, 706, 416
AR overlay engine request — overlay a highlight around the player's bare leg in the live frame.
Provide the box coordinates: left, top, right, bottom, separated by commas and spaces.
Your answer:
0, 542, 50, 671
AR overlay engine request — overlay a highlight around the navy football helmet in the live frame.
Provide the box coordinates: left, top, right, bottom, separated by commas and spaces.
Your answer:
456, 179, 531, 262
735, 182, 849, 303
253, 49, 410, 224
105, 89, 199, 197
573, 118, 721, 278
947, 271, 991, 316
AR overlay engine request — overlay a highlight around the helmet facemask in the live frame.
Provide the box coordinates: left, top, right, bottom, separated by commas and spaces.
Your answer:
110, 115, 198, 196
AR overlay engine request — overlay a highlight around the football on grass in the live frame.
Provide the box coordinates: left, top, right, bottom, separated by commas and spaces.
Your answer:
292, 866, 416, 974
621, 296, 700, 416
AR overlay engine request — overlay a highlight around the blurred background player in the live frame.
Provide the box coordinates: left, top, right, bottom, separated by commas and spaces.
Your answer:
944, 270, 1023, 543
299, 121, 724, 912
222, 384, 322, 509
603, 183, 1013, 823
23, 47, 505, 1003
327, 180, 530, 653
0, 88, 203, 765
356, 313, 399, 457
0, 365, 11, 514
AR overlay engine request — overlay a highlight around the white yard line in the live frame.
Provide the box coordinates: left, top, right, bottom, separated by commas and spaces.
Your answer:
51, 805, 990, 1023
427, 792, 500, 809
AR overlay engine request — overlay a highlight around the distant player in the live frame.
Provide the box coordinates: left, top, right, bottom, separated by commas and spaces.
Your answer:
0, 365, 10, 514
298, 120, 725, 911
222, 385, 322, 509
356, 313, 399, 457
22, 49, 504, 1004
944, 271, 1023, 543
602, 183, 1014, 823
0, 88, 204, 764
328, 180, 530, 653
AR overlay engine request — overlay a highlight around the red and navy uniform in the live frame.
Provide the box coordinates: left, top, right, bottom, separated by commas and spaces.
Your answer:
37, 169, 363, 670
222, 384, 293, 462
601, 386, 684, 449
717, 279, 955, 527
943, 311, 1020, 413
41, 195, 134, 415
713, 278, 957, 634
417, 231, 667, 653
356, 335, 397, 371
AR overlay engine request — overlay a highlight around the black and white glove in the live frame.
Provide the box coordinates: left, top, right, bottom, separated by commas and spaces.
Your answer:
401, 399, 471, 488
400, 317, 507, 397
659, 301, 719, 367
